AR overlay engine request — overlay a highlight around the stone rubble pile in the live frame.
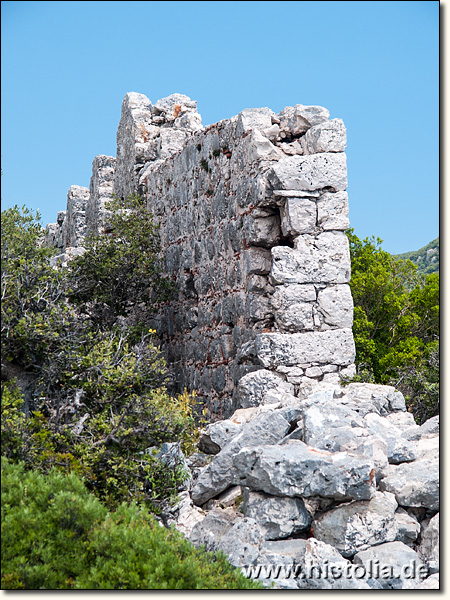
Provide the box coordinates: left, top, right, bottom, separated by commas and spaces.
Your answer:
163, 381, 439, 590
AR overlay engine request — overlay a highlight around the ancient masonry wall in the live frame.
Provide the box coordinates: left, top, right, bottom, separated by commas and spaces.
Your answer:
46, 92, 356, 419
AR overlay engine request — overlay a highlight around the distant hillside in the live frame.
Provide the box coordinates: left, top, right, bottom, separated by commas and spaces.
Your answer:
396, 237, 439, 275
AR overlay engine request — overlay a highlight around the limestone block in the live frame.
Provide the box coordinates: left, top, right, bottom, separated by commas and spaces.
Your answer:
417, 513, 439, 573
404, 415, 439, 441
87, 155, 116, 236
236, 369, 294, 409
243, 489, 311, 540
270, 232, 351, 285
280, 197, 316, 236
191, 411, 291, 505
317, 191, 350, 231
364, 413, 416, 464
394, 508, 420, 545
243, 214, 281, 247
317, 284, 353, 329
301, 118, 347, 154
312, 492, 398, 557
248, 130, 285, 161
189, 508, 236, 551
344, 383, 407, 416
243, 247, 272, 276
386, 411, 417, 433
65, 185, 89, 248
234, 440, 376, 501
267, 153, 347, 192
255, 329, 356, 368
353, 541, 426, 589
277, 104, 330, 136
379, 459, 439, 511
236, 107, 274, 136
198, 419, 242, 454
215, 517, 265, 567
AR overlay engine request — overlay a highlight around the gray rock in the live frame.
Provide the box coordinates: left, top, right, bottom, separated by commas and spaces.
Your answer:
404, 415, 439, 441
191, 411, 291, 505
353, 541, 427, 589
364, 413, 416, 464
277, 104, 330, 136
271, 231, 351, 285
189, 507, 236, 551
403, 573, 439, 589
216, 517, 265, 567
236, 369, 294, 409
242, 488, 311, 540
280, 197, 316, 236
255, 329, 355, 368
386, 411, 417, 433
198, 419, 242, 454
317, 190, 349, 231
267, 153, 347, 193
301, 118, 347, 154
234, 439, 376, 501
317, 284, 353, 329
417, 513, 439, 573
394, 508, 420, 545
344, 383, 407, 416
312, 491, 398, 557
236, 107, 274, 135
379, 459, 439, 511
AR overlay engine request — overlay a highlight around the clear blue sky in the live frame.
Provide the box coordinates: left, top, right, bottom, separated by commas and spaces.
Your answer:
1, 0, 439, 254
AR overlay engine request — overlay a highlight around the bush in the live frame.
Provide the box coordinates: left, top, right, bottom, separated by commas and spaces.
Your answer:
1, 458, 264, 590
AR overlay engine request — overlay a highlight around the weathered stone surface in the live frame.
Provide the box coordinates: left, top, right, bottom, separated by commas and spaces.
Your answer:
198, 419, 242, 454
189, 508, 236, 551
267, 153, 347, 193
167, 491, 205, 538
386, 411, 417, 433
312, 492, 398, 557
237, 107, 274, 135
379, 459, 439, 511
364, 413, 416, 464
394, 508, 420, 545
317, 284, 353, 329
344, 383, 407, 416
242, 489, 311, 540
404, 415, 439, 441
243, 214, 281, 247
234, 440, 376, 501
271, 231, 351, 285
236, 369, 294, 409
65, 185, 89, 248
280, 197, 316, 236
86, 155, 116, 236
191, 411, 291, 505
255, 329, 355, 368
317, 190, 349, 230
404, 573, 439, 589
417, 513, 439, 573
301, 118, 347, 154
277, 104, 330, 136
353, 541, 427, 589
243, 247, 272, 276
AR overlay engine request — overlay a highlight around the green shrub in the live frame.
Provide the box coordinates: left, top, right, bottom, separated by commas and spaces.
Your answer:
1, 458, 264, 590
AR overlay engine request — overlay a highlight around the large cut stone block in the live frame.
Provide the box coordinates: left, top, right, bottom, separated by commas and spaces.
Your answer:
271, 231, 351, 284
267, 153, 347, 192
255, 329, 355, 368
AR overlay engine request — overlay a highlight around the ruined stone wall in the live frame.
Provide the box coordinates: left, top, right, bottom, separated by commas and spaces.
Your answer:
45, 92, 356, 419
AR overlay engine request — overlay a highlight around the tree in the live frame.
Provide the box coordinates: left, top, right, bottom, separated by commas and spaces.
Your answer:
1, 203, 196, 509
346, 229, 439, 422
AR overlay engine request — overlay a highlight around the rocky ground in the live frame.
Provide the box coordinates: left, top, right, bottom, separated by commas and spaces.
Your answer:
159, 378, 439, 589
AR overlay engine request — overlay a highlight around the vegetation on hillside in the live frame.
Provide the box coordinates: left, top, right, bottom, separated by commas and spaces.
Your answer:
1, 458, 263, 590
396, 237, 439, 275
347, 229, 439, 423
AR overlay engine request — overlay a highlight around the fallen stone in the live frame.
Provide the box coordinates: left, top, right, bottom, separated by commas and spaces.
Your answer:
353, 541, 427, 589
417, 513, 439, 573
364, 413, 416, 464
242, 488, 311, 540
404, 415, 439, 441
191, 411, 291, 505
301, 118, 347, 154
394, 508, 421, 545
234, 440, 376, 501
378, 459, 439, 511
198, 419, 242, 454
277, 104, 330, 136
312, 491, 398, 557
236, 369, 294, 409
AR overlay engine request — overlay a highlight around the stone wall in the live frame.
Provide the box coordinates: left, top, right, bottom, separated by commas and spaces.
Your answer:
45, 92, 355, 419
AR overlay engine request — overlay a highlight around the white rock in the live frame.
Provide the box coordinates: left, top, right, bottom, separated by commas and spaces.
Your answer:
277, 104, 330, 136
255, 329, 355, 368
237, 369, 294, 409
379, 459, 439, 511
268, 153, 347, 193
237, 107, 275, 135
317, 190, 349, 230
417, 513, 439, 573
317, 284, 353, 329
301, 118, 347, 154
280, 197, 316, 236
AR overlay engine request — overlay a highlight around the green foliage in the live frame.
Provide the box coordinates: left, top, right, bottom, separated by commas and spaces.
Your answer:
396, 237, 439, 275
68, 194, 174, 329
1, 201, 198, 511
347, 229, 439, 422
1, 458, 264, 590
